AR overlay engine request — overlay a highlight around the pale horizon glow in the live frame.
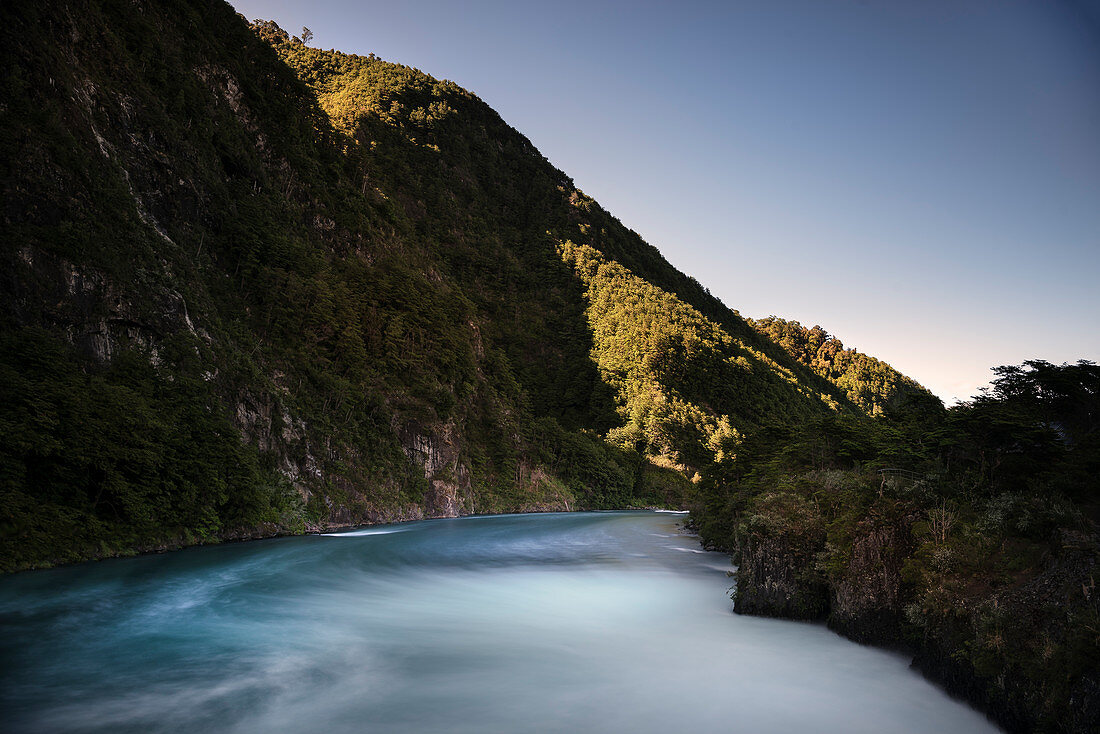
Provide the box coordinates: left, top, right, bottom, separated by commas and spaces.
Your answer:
231, 0, 1100, 405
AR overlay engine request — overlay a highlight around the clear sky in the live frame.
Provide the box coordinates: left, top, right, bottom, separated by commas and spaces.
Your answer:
230, 0, 1100, 404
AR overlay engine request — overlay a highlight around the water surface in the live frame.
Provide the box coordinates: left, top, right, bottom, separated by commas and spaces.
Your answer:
0, 511, 999, 733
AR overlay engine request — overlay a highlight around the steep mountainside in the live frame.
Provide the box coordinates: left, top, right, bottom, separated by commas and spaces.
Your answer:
2, 0, 906, 571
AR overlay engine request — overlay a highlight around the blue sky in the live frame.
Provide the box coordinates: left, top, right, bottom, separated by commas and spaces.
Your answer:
231, 0, 1100, 404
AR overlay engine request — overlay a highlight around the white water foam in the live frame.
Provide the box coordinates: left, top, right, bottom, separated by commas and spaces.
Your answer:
320, 527, 406, 537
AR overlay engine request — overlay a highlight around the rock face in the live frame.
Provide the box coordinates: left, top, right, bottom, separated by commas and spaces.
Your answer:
10, 245, 196, 365
733, 492, 828, 620
828, 517, 914, 647
734, 532, 828, 620
399, 422, 471, 518
733, 508, 1100, 734
912, 535, 1100, 734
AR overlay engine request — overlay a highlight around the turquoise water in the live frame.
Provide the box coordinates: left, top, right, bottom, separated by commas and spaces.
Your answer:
0, 511, 999, 733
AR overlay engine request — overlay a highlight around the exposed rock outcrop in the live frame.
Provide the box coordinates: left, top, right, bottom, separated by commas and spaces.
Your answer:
733, 509, 1100, 734
399, 421, 471, 518
829, 516, 915, 647
733, 492, 828, 619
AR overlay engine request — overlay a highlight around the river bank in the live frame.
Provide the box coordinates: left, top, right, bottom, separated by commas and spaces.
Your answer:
1, 502, 682, 574
725, 486, 1099, 734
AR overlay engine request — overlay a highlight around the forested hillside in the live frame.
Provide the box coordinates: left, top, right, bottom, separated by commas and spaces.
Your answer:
749, 315, 936, 415
1, 0, 896, 571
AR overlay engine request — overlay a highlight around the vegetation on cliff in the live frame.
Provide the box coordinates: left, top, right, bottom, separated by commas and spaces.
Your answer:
693, 360, 1099, 733
0, 1, 895, 572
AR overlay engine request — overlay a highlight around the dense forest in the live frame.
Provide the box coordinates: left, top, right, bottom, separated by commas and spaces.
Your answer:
1, 0, 859, 571
0, 2, 1095, 731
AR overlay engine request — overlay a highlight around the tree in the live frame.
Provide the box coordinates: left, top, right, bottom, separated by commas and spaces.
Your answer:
301, 27, 313, 44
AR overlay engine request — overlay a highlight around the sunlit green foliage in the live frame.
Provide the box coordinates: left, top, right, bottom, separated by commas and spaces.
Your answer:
559, 241, 850, 475
749, 315, 938, 415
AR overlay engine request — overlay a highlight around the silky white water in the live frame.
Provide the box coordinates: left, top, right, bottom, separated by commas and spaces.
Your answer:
0, 511, 1000, 733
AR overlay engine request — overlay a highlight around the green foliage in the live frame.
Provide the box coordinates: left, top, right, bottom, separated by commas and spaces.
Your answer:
0, 328, 299, 571
3, 3, 762, 570
749, 315, 940, 416
693, 359, 1100, 731
559, 241, 850, 476
0, 2, 937, 574
249, 23, 876, 509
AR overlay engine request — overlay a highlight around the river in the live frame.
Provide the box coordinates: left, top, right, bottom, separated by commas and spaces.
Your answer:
0, 511, 999, 733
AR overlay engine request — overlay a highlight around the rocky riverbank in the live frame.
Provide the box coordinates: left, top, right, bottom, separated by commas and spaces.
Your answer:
727, 476, 1099, 734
